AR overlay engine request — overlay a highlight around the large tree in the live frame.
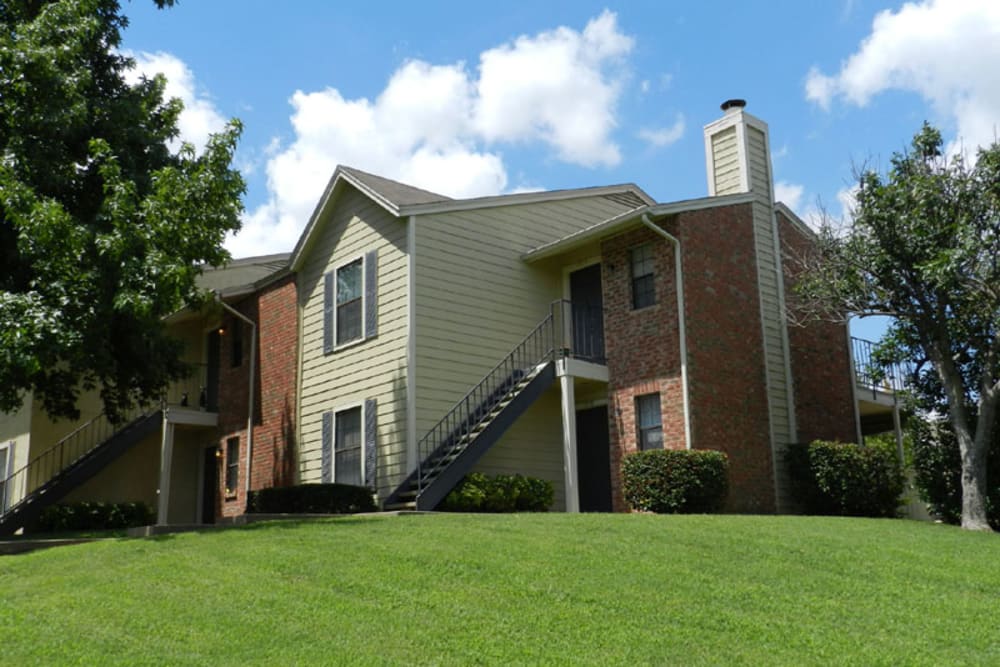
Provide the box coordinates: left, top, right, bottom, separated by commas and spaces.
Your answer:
0, 0, 244, 422
793, 124, 1000, 531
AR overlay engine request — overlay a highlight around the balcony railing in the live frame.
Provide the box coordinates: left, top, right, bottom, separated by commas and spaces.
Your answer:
164, 363, 215, 411
852, 337, 910, 395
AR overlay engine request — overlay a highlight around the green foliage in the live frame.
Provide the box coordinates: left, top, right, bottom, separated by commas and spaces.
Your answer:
787, 440, 904, 518
621, 449, 728, 513
0, 0, 245, 421
910, 418, 1000, 528
793, 123, 1000, 529
439, 472, 554, 512
247, 483, 376, 515
33, 500, 154, 532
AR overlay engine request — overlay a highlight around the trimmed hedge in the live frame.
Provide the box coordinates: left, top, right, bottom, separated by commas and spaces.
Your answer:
34, 501, 155, 533
910, 418, 999, 528
622, 449, 728, 513
439, 473, 554, 512
786, 440, 904, 518
247, 483, 376, 514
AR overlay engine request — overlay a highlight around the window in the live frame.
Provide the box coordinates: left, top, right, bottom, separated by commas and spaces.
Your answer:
630, 244, 655, 309
335, 407, 363, 486
636, 394, 663, 450
225, 437, 239, 496
230, 320, 243, 368
336, 258, 363, 345
0, 442, 11, 510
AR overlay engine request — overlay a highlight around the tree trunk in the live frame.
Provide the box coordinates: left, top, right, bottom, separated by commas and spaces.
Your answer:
937, 357, 993, 531
959, 429, 992, 531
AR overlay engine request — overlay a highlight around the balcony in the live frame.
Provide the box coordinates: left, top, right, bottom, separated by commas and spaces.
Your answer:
162, 363, 218, 427
852, 337, 911, 435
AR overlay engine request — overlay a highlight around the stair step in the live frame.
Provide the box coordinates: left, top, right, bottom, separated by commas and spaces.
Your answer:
384, 501, 416, 511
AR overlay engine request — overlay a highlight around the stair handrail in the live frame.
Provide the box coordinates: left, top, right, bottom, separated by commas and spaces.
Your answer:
415, 303, 563, 495
0, 403, 155, 518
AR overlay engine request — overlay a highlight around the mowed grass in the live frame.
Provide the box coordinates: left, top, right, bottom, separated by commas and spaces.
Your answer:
2, 514, 999, 666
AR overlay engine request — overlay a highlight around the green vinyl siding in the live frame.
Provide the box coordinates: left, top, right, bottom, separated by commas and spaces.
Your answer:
297, 186, 409, 500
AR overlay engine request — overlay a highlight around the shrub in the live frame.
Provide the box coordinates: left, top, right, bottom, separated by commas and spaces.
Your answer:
786, 440, 903, 518
439, 473, 554, 512
622, 449, 728, 514
34, 501, 155, 533
247, 483, 376, 514
910, 418, 1000, 528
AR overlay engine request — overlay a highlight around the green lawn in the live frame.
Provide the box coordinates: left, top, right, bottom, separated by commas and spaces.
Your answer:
1, 514, 998, 665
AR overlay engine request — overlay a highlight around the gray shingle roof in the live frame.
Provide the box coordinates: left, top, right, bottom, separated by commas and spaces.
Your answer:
339, 166, 451, 208
197, 252, 290, 294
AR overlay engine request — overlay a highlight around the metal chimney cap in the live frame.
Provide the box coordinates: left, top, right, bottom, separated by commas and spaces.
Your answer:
720, 99, 747, 112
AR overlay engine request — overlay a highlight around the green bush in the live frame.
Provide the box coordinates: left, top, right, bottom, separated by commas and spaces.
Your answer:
439, 473, 554, 512
622, 449, 728, 513
247, 483, 376, 514
786, 440, 903, 518
910, 419, 999, 528
34, 501, 155, 533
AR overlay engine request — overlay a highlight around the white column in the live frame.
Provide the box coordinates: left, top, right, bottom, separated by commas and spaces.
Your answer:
560, 372, 580, 513
157, 419, 175, 525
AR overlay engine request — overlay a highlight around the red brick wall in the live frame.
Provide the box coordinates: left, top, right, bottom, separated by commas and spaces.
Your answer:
602, 204, 779, 513
778, 211, 858, 445
679, 204, 776, 513
602, 225, 685, 511
214, 275, 298, 519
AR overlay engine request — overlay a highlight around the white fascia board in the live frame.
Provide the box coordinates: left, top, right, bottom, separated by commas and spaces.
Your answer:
289, 168, 402, 272
774, 202, 817, 239
522, 192, 755, 262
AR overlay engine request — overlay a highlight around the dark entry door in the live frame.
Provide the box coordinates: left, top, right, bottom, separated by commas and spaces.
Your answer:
205, 330, 221, 411
576, 406, 612, 512
569, 264, 605, 362
201, 446, 218, 524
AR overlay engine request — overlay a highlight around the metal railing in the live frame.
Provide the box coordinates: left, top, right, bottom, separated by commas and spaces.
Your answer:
852, 337, 910, 394
0, 363, 213, 520
413, 300, 606, 495
0, 403, 155, 520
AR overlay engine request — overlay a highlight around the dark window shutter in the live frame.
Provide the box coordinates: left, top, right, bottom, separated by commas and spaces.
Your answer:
321, 410, 333, 483
364, 250, 378, 338
323, 271, 334, 354
364, 398, 377, 490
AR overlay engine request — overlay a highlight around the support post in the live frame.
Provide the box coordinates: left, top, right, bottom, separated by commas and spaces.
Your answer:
559, 372, 580, 513
157, 419, 175, 525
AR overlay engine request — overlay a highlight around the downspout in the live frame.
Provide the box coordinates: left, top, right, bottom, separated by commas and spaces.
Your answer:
641, 213, 692, 450
216, 295, 257, 510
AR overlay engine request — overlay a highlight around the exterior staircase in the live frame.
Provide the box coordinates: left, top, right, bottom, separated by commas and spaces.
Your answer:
385, 307, 564, 511
0, 408, 162, 536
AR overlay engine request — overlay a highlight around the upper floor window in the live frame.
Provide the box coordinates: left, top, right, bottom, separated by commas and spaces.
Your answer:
630, 244, 655, 309
336, 258, 363, 345
636, 393, 663, 450
324, 250, 379, 354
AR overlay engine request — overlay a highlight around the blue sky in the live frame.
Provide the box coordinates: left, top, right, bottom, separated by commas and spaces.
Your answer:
118, 1, 1000, 341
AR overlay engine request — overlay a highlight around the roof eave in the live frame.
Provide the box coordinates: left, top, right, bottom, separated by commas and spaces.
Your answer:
522, 192, 756, 262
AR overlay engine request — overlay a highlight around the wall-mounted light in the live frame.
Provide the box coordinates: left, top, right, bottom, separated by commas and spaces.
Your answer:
217, 326, 226, 336
215, 447, 223, 459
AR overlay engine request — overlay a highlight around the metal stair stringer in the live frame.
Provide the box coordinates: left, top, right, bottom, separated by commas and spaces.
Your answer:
389, 361, 556, 511
0, 410, 164, 536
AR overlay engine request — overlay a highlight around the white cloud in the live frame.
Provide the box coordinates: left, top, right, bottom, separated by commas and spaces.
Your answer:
637, 115, 685, 148
473, 10, 633, 166
233, 11, 636, 257
806, 0, 1000, 151
124, 51, 228, 153
774, 181, 805, 212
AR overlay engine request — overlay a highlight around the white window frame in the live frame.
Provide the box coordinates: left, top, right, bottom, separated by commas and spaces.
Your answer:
332, 401, 366, 486
636, 393, 664, 451
333, 253, 367, 351
0, 441, 12, 512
